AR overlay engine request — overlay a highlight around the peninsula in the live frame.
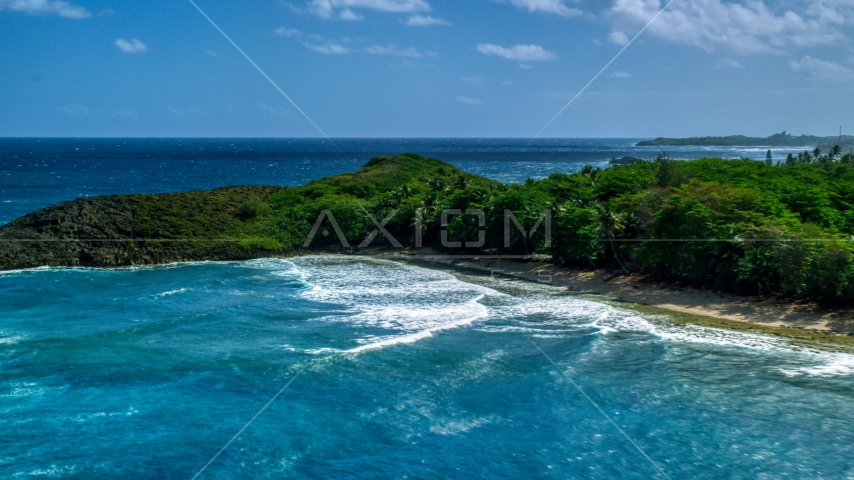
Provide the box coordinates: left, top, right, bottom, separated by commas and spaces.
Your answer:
2, 153, 854, 330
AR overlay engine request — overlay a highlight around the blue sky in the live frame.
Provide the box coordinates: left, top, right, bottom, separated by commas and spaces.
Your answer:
1, 0, 852, 138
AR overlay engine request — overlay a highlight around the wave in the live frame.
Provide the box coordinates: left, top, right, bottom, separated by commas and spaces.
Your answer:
780, 354, 854, 378
152, 288, 188, 298
0, 335, 23, 345
345, 295, 488, 353
0, 266, 55, 276
0, 257, 300, 277
457, 275, 854, 378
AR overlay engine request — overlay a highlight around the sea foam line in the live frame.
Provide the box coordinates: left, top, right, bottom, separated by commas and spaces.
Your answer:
153, 288, 188, 298
346, 295, 489, 354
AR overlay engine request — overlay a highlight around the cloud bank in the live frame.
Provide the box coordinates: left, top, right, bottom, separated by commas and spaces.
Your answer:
477, 43, 557, 61
506, 0, 580, 17
604, 0, 852, 55
304, 0, 430, 19
405, 14, 450, 26
115, 39, 147, 54
0, 0, 91, 19
366, 43, 436, 57
789, 56, 854, 81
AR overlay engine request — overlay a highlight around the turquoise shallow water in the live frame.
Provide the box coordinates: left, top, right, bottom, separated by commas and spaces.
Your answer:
2, 256, 854, 478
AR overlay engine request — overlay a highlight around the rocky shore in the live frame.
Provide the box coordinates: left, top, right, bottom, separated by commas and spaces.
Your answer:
0, 186, 284, 270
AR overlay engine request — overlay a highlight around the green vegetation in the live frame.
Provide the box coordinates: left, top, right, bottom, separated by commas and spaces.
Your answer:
3, 151, 854, 306
255, 152, 854, 306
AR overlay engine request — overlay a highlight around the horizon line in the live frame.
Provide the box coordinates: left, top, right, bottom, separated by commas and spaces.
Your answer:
0, 134, 846, 140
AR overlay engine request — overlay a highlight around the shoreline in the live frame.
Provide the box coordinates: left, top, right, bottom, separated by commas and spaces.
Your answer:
3, 249, 854, 347
369, 251, 854, 348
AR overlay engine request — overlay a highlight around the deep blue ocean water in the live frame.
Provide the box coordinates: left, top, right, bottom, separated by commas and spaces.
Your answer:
2, 139, 852, 479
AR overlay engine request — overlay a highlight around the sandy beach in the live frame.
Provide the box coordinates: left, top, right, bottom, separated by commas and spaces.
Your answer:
363, 250, 854, 346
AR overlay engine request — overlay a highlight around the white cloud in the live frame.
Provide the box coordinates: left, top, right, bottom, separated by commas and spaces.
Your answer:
275, 27, 303, 37
275, 28, 353, 54
506, 0, 581, 17
518, 63, 534, 69
604, 0, 852, 55
305, 0, 430, 19
338, 8, 364, 20
477, 43, 557, 62
715, 58, 744, 69
457, 96, 481, 105
789, 55, 854, 81
307, 43, 351, 54
608, 31, 629, 46
463, 75, 485, 85
366, 43, 436, 57
610, 70, 631, 78
115, 39, 147, 54
405, 14, 450, 26
0, 0, 91, 18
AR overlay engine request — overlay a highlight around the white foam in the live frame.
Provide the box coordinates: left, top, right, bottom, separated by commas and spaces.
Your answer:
346, 295, 488, 353
780, 354, 854, 378
429, 415, 494, 436
16, 464, 79, 477
453, 267, 854, 377
2, 382, 45, 398
72, 407, 138, 423
304, 347, 343, 355
0, 335, 23, 345
0, 266, 53, 276
152, 288, 187, 298
0, 329, 23, 345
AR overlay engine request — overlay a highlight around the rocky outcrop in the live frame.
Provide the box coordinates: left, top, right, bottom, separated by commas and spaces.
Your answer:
0, 186, 285, 270
609, 156, 644, 165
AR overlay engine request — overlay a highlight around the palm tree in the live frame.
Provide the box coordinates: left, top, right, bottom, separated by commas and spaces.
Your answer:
426, 178, 447, 193
593, 203, 630, 274
829, 144, 842, 162
454, 176, 471, 191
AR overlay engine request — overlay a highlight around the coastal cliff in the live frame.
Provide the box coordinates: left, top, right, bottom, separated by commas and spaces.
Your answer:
0, 186, 284, 269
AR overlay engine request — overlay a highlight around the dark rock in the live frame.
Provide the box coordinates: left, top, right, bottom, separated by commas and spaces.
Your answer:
609, 156, 644, 165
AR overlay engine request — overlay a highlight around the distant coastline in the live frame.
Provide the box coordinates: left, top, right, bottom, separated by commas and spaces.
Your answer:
637, 132, 854, 148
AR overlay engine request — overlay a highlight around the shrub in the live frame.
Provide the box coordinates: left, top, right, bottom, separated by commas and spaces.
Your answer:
237, 199, 268, 220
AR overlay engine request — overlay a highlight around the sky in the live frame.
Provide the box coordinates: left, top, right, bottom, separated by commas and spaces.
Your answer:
0, 0, 852, 138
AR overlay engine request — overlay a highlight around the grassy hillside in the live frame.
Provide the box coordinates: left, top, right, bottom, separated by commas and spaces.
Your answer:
2, 152, 854, 305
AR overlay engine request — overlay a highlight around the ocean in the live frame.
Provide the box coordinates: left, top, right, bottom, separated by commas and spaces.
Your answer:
2, 139, 852, 478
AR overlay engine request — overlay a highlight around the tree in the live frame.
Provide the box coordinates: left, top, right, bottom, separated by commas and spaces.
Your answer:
593, 203, 630, 274
655, 152, 689, 187
829, 144, 842, 162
